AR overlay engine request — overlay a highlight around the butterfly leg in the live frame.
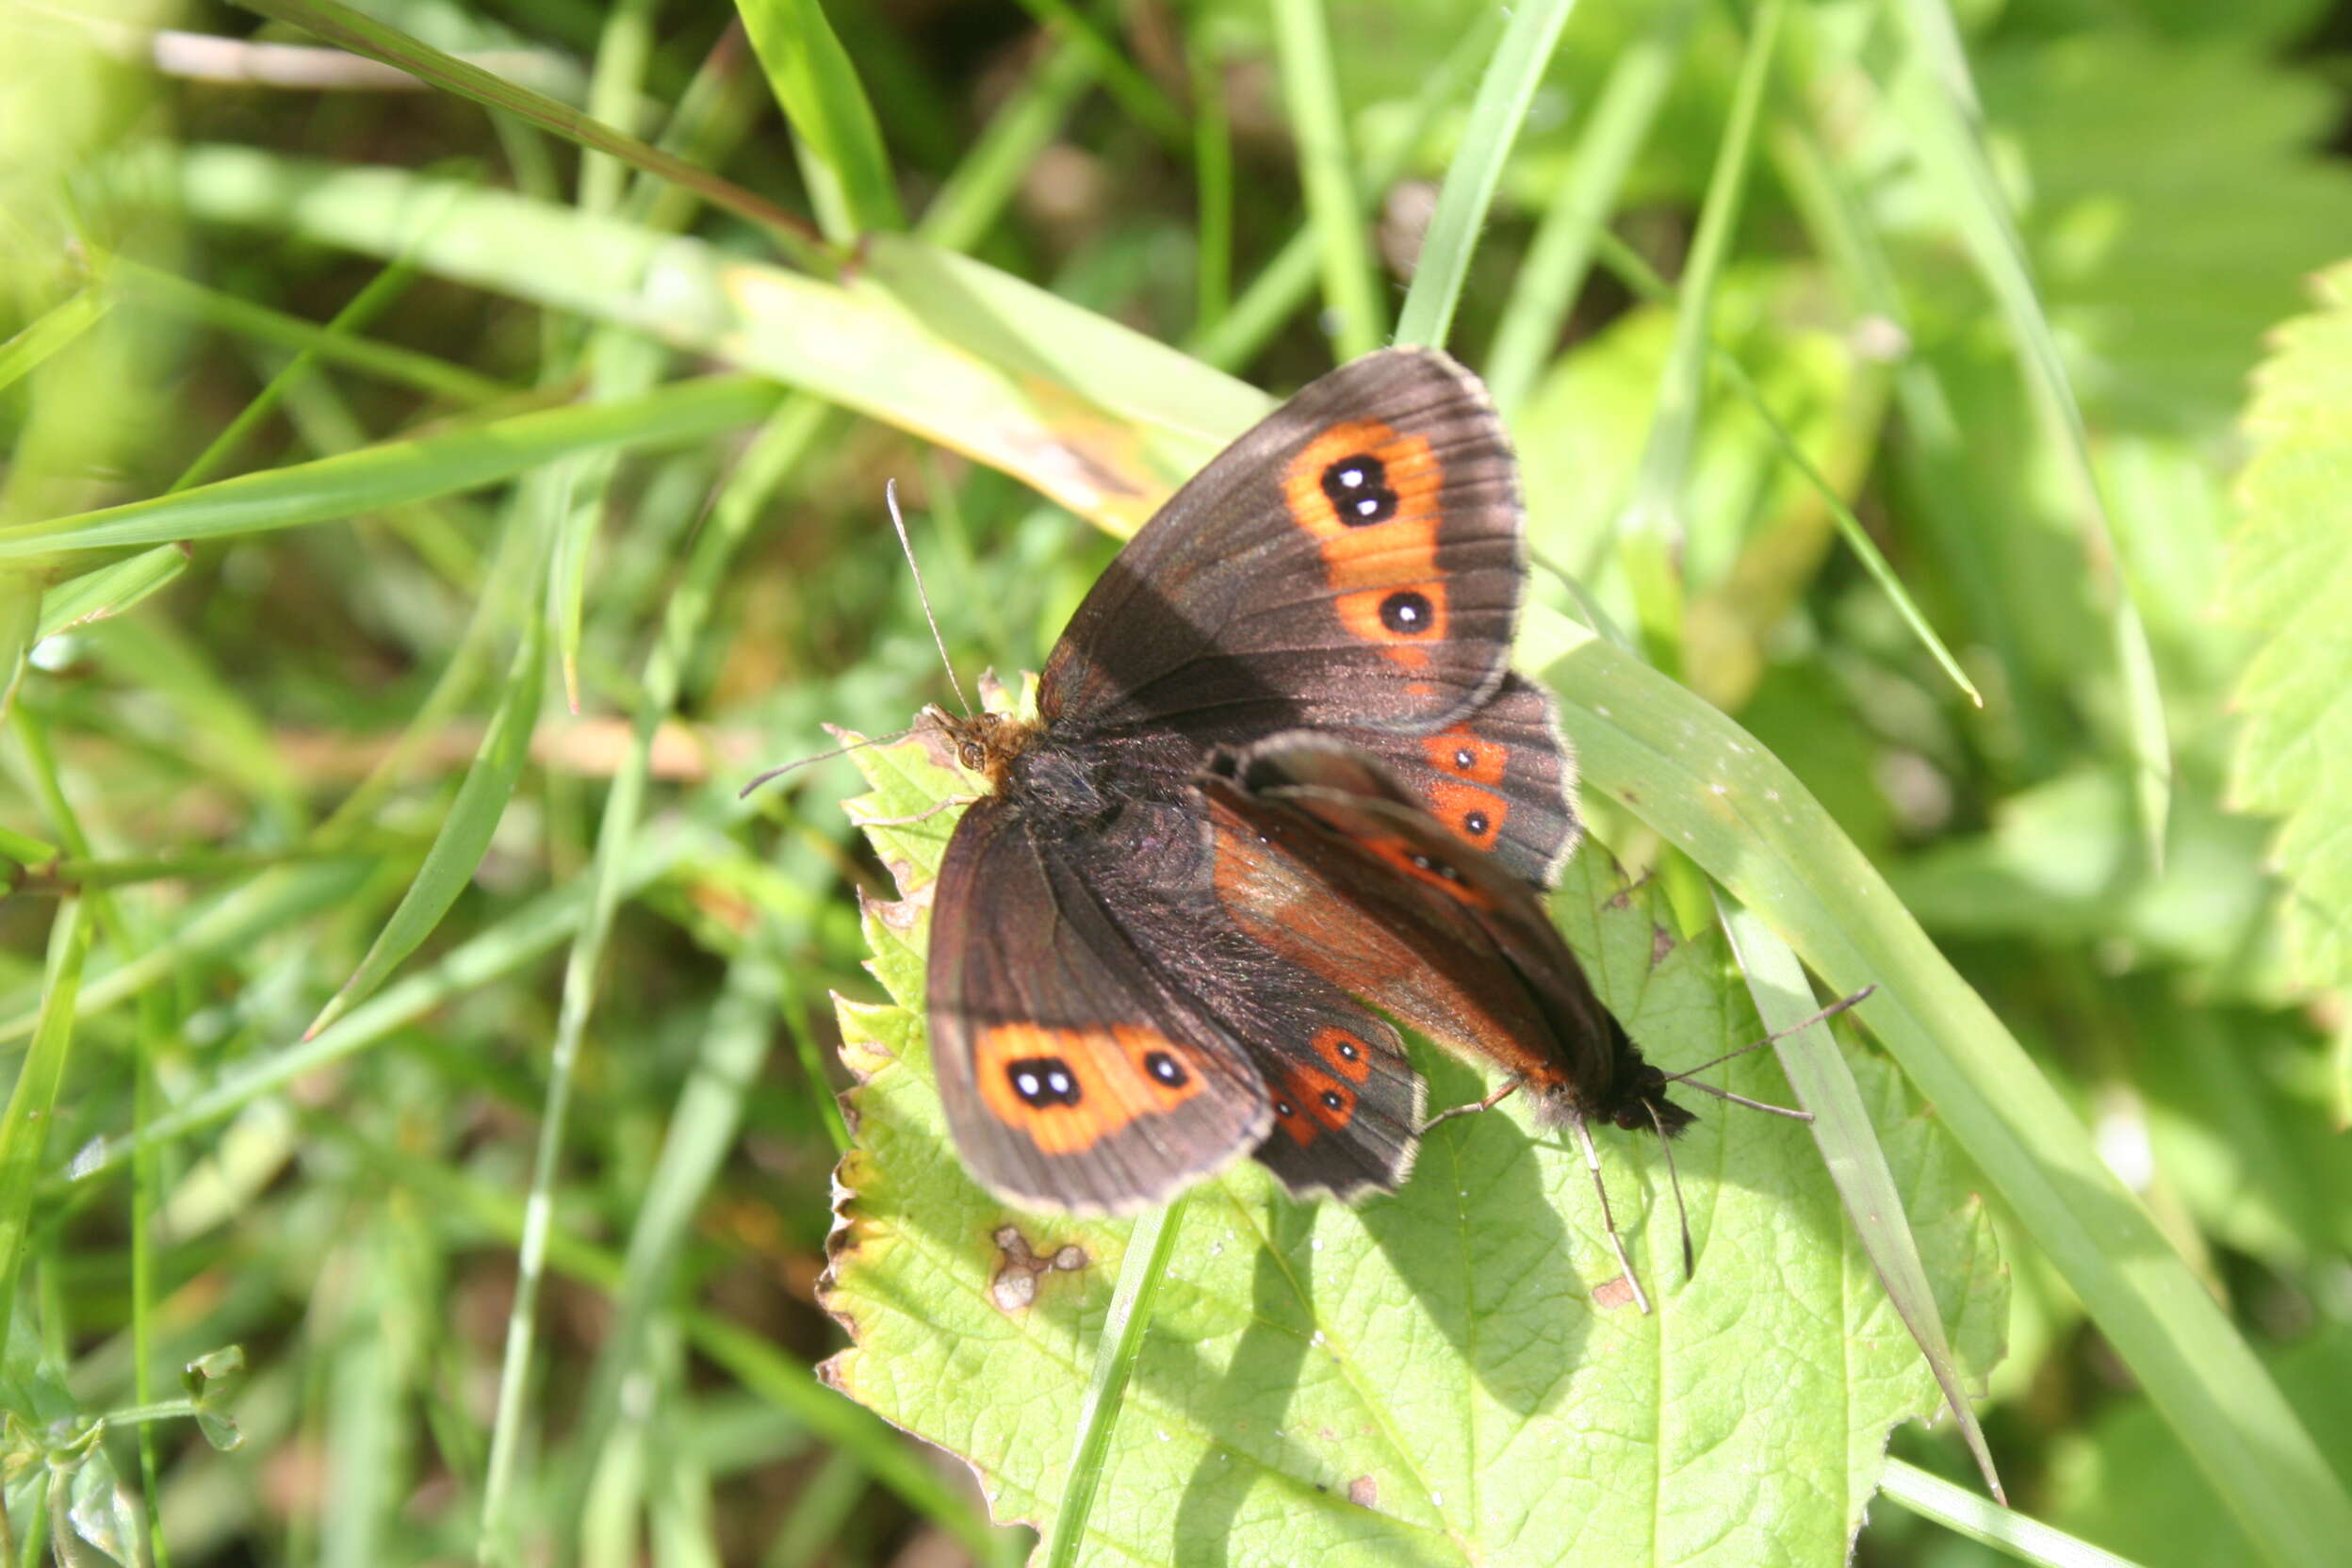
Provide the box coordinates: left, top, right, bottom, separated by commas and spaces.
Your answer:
1417, 1077, 1522, 1134
1574, 1119, 1652, 1316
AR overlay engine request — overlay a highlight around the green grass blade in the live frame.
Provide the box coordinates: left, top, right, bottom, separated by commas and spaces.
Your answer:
0, 286, 108, 397
59, 827, 705, 1187
303, 610, 547, 1040
0, 375, 783, 560
0, 891, 87, 1348
1882, 0, 2170, 869
1486, 0, 1697, 414
227, 0, 826, 261
0, 822, 58, 871
1042, 1194, 1188, 1568
478, 398, 835, 1556
1008, 0, 1186, 150
548, 335, 666, 711
1270, 0, 1385, 357
549, 945, 784, 1554
1525, 608, 2352, 1568
160, 142, 1247, 531
34, 547, 189, 641
539, 400, 846, 1544
1391, 0, 1580, 351
735, 0, 904, 239
0, 862, 370, 1049
317, 1120, 1009, 1560
1589, 229, 1981, 707
1719, 902, 2002, 1503
1618, 0, 1784, 674
1188, 14, 1497, 369
170, 254, 433, 493
1879, 1460, 2141, 1568
916, 32, 1099, 253
0, 574, 38, 721
119, 259, 512, 404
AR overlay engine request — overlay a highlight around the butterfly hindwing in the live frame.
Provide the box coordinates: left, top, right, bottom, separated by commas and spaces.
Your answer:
1208, 967, 1423, 1201
1039, 349, 1523, 743
927, 795, 1272, 1215
1325, 673, 1579, 889
1196, 735, 1685, 1132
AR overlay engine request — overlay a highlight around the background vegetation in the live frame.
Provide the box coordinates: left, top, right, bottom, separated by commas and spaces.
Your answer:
2, 0, 2347, 1564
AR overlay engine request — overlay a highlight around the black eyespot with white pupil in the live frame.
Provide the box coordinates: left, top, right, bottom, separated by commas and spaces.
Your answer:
1143, 1050, 1188, 1088
1452, 747, 1476, 770
1380, 591, 1433, 635
1006, 1055, 1081, 1107
1320, 1089, 1346, 1112
1408, 851, 1462, 882
1274, 1098, 1297, 1117
1464, 809, 1490, 836
1319, 454, 1398, 527
1335, 1038, 1360, 1062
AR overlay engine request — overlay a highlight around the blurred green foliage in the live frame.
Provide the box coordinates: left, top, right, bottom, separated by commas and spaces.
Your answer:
0, 0, 2347, 1563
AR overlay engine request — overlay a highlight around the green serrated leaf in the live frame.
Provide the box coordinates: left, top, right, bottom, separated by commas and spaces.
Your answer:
2223, 259, 2352, 1002
819, 730, 2001, 1561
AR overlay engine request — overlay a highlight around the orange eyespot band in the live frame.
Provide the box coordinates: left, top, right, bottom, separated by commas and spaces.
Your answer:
1422, 777, 1509, 852
1312, 1025, 1375, 1084
974, 1022, 1203, 1153
1270, 1063, 1357, 1145
1282, 420, 1449, 667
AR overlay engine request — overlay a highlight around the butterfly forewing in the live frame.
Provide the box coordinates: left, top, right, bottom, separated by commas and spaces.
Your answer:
928, 795, 1271, 1215
1038, 350, 1523, 743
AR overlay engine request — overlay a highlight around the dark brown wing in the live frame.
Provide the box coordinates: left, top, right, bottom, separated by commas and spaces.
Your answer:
1039, 349, 1523, 743
927, 794, 1271, 1215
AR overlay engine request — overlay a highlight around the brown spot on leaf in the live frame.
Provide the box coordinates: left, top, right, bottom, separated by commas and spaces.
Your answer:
859, 885, 925, 934
1592, 1274, 1641, 1311
1348, 1476, 1378, 1509
1651, 927, 1675, 966
989, 1224, 1088, 1313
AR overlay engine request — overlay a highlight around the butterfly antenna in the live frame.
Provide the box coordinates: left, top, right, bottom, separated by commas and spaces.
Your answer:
1660, 985, 1874, 1091
1573, 1119, 1652, 1316
738, 727, 916, 799
886, 478, 972, 717
1645, 1099, 1697, 1281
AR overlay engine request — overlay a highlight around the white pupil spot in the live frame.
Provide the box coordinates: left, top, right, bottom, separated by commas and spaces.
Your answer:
1016, 1072, 1041, 1098
1340, 467, 1365, 488
1275, 1100, 1295, 1117
1339, 1042, 1358, 1059
1466, 811, 1489, 834
1454, 748, 1475, 769
1048, 1070, 1073, 1096
1355, 496, 1380, 516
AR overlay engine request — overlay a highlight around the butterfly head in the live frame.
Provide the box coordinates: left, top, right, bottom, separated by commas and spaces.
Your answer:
924, 704, 1035, 792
